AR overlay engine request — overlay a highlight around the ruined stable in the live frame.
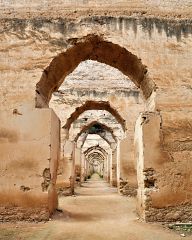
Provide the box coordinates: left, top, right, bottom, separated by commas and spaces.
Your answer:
0, 0, 192, 224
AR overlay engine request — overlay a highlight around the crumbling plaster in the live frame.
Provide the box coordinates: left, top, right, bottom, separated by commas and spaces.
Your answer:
0, 1, 192, 222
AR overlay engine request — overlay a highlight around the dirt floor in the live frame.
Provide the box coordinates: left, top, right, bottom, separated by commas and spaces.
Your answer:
0, 174, 190, 240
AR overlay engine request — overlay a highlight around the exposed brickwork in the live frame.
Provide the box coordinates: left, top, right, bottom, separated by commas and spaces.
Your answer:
119, 180, 137, 197
146, 204, 192, 222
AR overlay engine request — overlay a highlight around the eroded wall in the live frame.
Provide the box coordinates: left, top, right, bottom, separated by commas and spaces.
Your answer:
1, 1, 192, 18
0, 2, 192, 222
135, 112, 192, 222
0, 109, 60, 221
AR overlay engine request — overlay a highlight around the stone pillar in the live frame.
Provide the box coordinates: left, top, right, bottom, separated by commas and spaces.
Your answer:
87, 162, 93, 177
119, 135, 138, 196
80, 153, 85, 184
113, 149, 118, 187
101, 161, 104, 178
86, 160, 90, 178
84, 158, 88, 180
98, 162, 102, 176
116, 140, 121, 189
135, 114, 145, 219
85, 159, 91, 179
74, 146, 81, 184
70, 142, 76, 195
107, 153, 111, 182
104, 157, 108, 181
110, 149, 117, 187
56, 128, 68, 189
62, 140, 73, 188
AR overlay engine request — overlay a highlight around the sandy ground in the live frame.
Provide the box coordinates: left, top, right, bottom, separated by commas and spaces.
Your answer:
0, 174, 190, 240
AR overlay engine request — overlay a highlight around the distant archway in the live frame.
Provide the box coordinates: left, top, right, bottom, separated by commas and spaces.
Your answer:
69, 109, 125, 141
63, 100, 127, 132
84, 145, 108, 157
76, 121, 117, 150
74, 121, 117, 142
86, 152, 105, 163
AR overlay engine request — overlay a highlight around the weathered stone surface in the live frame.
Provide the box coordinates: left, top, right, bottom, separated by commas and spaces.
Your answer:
0, 1, 192, 223
0, 206, 49, 222
119, 180, 137, 197
145, 203, 192, 222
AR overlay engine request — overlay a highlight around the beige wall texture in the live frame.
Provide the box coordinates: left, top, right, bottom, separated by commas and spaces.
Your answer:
0, 109, 60, 221
0, 2, 192, 222
1, 0, 192, 12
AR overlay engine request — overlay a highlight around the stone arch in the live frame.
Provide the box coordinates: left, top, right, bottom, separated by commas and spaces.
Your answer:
36, 34, 155, 107
63, 100, 126, 132
80, 133, 116, 150
84, 145, 108, 157
69, 109, 124, 141
86, 152, 105, 163
74, 121, 117, 142
86, 151, 106, 162
76, 122, 117, 150
85, 152, 106, 173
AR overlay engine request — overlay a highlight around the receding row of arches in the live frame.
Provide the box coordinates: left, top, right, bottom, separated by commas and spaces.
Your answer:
58, 104, 125, 194
36, 34, 158, 220
15, 34, 159, 221
33, 34, 160, 222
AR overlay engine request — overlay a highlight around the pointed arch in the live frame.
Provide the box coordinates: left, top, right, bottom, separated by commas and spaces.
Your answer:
74, 121, 117, 142
84, 145, 108, 157
63, 100, 126, 131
